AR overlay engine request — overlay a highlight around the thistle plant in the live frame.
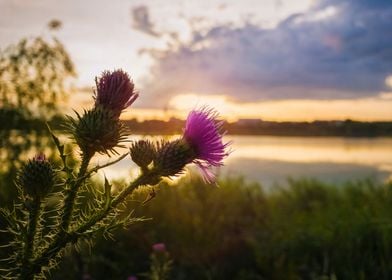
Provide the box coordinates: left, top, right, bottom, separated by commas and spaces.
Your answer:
0, 69, 230, 280
147, 243, 173, 280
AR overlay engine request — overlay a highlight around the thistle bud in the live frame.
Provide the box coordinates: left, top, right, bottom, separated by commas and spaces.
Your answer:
68, 106, 128, 156
154, 139, 195, 177
94, 70, 138, 119
129, 140, 156, 169
17, 154, 55, 198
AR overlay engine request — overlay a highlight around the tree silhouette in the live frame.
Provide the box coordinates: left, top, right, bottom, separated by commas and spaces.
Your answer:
0, 30, 76, 205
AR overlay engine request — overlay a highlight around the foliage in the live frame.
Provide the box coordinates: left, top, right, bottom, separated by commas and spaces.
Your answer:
145, 248, 173, 280
0, 36, 75, 119
50, 176, 392, 280
0, 35, 76, 206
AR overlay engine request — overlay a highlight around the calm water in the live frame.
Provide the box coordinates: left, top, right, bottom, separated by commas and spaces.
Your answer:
97, 136, 392, 188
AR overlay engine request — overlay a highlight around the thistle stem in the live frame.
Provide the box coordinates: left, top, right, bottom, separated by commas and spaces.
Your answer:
30, 169, 158, 275
20, 197, 41, 280
80, 152, 128, 182
75, 170, 156, 234
22, 155, 92, 278
60, 153, 91, 232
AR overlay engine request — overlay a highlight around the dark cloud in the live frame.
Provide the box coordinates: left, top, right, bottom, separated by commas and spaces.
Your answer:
131, 5, 160, 37
317, 0, 392, 9
141, 0, 392, 106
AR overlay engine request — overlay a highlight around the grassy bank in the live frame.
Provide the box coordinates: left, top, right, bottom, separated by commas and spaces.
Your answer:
49, 176, 392, 280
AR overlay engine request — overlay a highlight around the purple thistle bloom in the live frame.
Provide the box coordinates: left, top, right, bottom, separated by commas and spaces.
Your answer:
94, 69, 138, 118
183, 107, 230, 183
33, 154, 46, 162
127, 276, 138, 280
152, 243, 166, 252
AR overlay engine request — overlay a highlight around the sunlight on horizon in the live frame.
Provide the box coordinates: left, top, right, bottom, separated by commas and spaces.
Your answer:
118, 93, 392, 122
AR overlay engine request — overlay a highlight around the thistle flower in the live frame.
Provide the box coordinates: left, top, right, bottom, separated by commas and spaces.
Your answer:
154, 107, 230, 183
67, 107, 129, 156
183, 107, 230, 183
154, 139, 195, 177
152, 243, 166, 252
17, 154, 55, 198
94, 69, 139, 118
67, 69, 136, 156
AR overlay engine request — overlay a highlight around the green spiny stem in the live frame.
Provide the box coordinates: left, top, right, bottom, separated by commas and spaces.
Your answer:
30, 169, 158, 275
75, 169, 157, 234
60, 153, 91, 232
31, 152, 93, 278
78, 152, 128, 183
112, 169, 158, 208
19, 197, 41, 280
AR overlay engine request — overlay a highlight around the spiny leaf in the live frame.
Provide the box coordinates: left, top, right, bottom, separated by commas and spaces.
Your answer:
46, 123, 72, 173
104, 176, 112, 210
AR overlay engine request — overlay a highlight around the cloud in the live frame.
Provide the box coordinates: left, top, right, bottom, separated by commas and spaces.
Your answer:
131, 5, 160, 37
141, 0, 392, 107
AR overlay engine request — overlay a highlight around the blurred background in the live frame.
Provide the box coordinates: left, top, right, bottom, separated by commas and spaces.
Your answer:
1, 0, 392, 279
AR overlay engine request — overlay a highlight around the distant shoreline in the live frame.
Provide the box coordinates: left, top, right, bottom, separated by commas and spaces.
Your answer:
10, 116, 392, 138
122, 131, 392, 138
121, 118, 392, 138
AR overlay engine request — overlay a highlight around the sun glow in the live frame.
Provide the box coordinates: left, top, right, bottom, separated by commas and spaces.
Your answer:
165, 93, 392, 122
385, 75, 392, 88
169, 93, 229, 112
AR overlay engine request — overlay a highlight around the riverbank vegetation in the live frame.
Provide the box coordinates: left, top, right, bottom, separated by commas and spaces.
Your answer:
46, 176, 392, 280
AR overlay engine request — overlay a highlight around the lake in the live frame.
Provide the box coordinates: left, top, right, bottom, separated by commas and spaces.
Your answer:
96, 135, 392, 188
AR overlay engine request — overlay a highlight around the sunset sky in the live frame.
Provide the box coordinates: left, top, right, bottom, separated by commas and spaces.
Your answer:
1, 0, 392, 121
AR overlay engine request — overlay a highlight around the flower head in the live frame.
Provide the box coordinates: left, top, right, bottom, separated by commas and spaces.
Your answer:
33, 154, 46, 162
152, 243, 166, 252
154, 139, 194, 177
94, 69, 138, 118
17, 154, 55, 198
153, 107, 230, 183
68, 107, 129, 156
130, 140, 156, 169
183, 107, 230, 183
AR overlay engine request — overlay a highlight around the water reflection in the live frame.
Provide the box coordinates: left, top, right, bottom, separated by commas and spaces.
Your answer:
96, 135, 392, 188
227, 136, 392, 165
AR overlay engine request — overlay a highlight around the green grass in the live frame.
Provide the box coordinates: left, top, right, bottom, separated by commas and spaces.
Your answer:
48, 176, 392, 280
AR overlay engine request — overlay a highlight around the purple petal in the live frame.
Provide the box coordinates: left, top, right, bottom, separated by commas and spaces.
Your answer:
94, 70, 138, 118
152, 243, 166, 252
183, 107, 231, 183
